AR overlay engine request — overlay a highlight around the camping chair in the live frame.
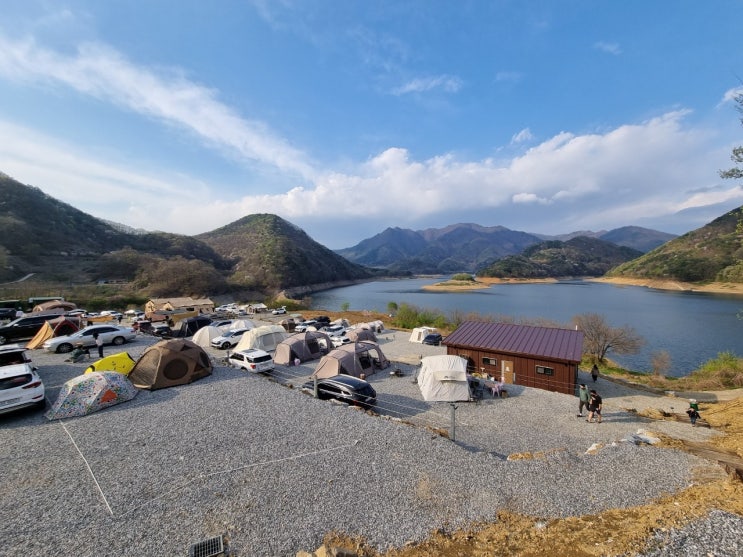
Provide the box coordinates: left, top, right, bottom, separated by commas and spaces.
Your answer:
469, 378, 485, 402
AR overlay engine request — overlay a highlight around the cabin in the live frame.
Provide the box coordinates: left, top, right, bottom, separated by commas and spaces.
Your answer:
145, 297, 214, 316
442, 321, 584, 395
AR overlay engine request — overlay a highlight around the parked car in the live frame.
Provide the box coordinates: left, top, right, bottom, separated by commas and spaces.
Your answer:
0, 308, 18, 321
302, 374, 377, 407
322, 324, 346, 336
272, 306, 287, 315
314, 316, 331, 326
42, 325, 136, 353
422, 333, 443, 346
0, 345, 45, 415
331, 335, 351, 348
294, 319, 318, 333
228, 348, 274, 373
210, 328, 251, 350
0, 313, 69, 345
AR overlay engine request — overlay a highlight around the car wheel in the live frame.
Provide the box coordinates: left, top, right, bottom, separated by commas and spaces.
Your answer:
57, 343, 73, 353
112, 336, 125, 346
221, 342, 231, 349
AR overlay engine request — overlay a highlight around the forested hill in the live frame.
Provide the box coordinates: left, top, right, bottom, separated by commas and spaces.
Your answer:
477, 236, 643, 278
607, 206, 743, 283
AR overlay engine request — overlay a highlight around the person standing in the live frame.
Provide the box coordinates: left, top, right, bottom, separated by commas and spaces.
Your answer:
686, 399, 701, 426
577, 384, 590, 417
93, 332, 104, 358
591, 364, 599, 383
587, 389, 603, 423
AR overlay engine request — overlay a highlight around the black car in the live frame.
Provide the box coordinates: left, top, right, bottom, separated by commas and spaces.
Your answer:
302, 374, 377, 407
422, 333, 443, 346
0, 313, 71, 345
314, 315, 331, 326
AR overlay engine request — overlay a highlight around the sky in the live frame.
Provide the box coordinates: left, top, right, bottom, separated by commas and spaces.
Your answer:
1, 1, 743, 249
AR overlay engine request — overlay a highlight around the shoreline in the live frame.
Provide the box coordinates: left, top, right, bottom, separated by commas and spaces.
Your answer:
421, 275, 743, 296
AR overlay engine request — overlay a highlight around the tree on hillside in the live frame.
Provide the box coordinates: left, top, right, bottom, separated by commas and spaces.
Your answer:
572, 313, 644, 364
720, 91, 743, 182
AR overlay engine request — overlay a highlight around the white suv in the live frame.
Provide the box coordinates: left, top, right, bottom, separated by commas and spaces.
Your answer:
0, 345, 45, 415
228, 349, 274, 373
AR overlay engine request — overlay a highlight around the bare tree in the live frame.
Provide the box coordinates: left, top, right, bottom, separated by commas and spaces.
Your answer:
650, 350, 672, 376
572, 313, 644, 363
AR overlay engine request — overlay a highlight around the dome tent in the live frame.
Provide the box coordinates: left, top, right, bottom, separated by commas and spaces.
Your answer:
128, 339, 212, 390
46, 371, 138, 420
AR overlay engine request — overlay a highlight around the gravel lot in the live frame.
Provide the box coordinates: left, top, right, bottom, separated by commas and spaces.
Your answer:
0, 322, 739, 556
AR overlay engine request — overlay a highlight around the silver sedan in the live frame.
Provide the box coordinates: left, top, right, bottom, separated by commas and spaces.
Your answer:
42, 325, 136, 353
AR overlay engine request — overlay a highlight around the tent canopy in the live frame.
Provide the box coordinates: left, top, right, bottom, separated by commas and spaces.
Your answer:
409, 327, 437, 343
274, 330, 331, 365
234, 325, 287, 353
46, 371, 138, 420
313, 341, 390, 379
417, 355, 470, 402
128, 339, 212, 390
191, 325, 223, 349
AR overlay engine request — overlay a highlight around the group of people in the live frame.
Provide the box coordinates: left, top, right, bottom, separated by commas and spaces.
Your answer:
577, 383, 602, 422
579, 365, 702, 427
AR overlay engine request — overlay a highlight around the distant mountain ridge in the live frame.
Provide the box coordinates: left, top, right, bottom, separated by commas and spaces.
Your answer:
337, 223, 675, 274
478, 236, 644, 278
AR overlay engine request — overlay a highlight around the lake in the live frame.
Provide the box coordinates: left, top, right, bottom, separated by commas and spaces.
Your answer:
310, 278, 743, 377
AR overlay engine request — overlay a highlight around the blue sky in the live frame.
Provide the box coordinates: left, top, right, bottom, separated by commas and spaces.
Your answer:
1, 1, 742, 249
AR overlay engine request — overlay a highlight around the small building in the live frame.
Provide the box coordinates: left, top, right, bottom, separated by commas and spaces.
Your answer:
145, 297, 214, 316
442, 321, 584, 395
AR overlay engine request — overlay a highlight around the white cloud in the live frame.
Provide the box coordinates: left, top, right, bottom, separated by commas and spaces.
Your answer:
593, 41, 622, 55
0, 34, 316, 180
3, 105, 742, 244
392, 74, 463, 95
511, 128, 534, 144
721, 86, 743, 104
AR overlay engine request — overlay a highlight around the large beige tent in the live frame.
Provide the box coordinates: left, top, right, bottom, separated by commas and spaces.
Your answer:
274, 331, 332, 365
416, 355, 470, 402
128, 339, 212, 390
26, 317, 80, 349
191, 325, 223, 349
233, 325, 286, 353
313, 341, 390, 379
346, 328, 377, 343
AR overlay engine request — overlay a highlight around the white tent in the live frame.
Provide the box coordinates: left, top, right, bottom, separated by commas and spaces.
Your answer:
409, 327, 437, 343
230, 319, 254, 331
234, 325, 286, 352
191, 325, 223, 349
417, 355, 470, 402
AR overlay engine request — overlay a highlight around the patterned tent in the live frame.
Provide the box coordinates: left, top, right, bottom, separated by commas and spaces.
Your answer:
46, 371, 138, 420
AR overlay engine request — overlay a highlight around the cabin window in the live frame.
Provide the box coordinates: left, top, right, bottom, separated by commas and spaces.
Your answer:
482, 357, 497, 366
536, 365, 554, 376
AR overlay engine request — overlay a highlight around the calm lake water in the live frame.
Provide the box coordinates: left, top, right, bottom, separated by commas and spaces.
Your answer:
310, 278, 743, 377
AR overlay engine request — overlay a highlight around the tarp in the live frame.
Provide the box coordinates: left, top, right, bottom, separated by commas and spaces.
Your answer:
417, 355, 470, 402
313, 341, 390, 379
46, 371, 138, 420
84, 352, 136, 375
26, 321, 54, 349
191, 325, 223, 349
234, 325, 286, 353
409, 327, 437, 343
128, 339, 212, 390
274, 330, 332, 365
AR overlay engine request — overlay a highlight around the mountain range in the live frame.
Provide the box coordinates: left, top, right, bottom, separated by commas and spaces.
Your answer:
1, 172, 740, 299
336, 223, 676, 274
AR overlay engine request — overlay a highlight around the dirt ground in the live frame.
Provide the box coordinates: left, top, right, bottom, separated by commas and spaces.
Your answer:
308, 395, 743, 557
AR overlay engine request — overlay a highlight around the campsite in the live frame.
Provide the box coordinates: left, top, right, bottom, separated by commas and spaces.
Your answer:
2, 316, 742, 556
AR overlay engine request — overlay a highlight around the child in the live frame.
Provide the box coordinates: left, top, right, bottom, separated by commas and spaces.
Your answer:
686, 406, 701, 426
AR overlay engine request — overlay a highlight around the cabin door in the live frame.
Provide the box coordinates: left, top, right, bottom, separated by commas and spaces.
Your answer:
502, 360, 514, 384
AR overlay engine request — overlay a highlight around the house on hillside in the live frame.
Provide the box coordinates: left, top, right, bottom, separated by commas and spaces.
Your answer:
145, 297, 214, 315
442, 321, 584, 395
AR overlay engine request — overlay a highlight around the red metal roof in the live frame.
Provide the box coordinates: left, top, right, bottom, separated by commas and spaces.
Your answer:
443, 321, 584, 363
